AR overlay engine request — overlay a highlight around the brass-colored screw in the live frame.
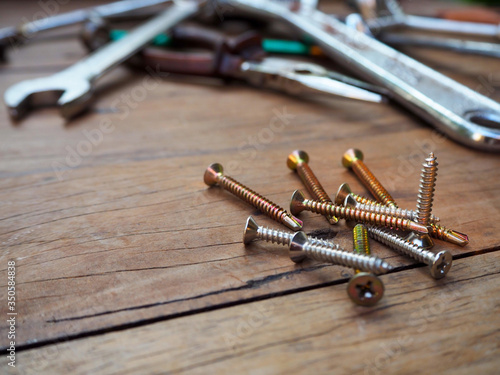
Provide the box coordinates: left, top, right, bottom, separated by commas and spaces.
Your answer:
289, 232, 391, 274
335, 182, 374, 206
342, 149, 398, 208
204, 163, 302, 231
243, 216, 335, 248
243, 217, 391, 274
290, 190, 428, 233
406, 153, 437, 249
347, 224, 384, 306
287, 150, 339, 225
368, 226, 452, 279
429, 224, 469, 247
288, 150, 339, 225
343, 192, 440, 224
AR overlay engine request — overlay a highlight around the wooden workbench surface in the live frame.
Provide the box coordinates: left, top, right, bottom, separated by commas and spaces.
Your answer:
1, 0, 499, 374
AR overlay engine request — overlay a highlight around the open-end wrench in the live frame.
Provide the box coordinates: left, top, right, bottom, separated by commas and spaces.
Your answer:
4, 1, 202, 120
221, 0, 500, 151
0, 0, 173, 61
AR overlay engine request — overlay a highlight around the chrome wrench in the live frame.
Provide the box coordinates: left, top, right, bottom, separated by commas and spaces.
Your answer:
4, 1, 202, 120
222, 0, 500, 151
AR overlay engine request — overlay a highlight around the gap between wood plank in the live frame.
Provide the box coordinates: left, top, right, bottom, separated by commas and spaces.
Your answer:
10, 245, 500, 354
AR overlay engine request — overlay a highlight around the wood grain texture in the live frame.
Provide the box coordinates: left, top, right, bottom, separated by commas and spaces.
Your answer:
0, 0, 499, 370
2, 251, 499, 375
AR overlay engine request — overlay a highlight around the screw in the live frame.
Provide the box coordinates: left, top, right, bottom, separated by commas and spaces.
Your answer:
406, 153, 438, 249
347, 224, 384, 306
204, 163, 302, 231
243, 216, 335, 248
342, 148, 398, 208
429, 224, 469, 247
290, 190, 428, 233
289, 232, 392, 274
287, 150, 339, 225
335, 182, 374, 206
368, 226, 452, 279
343, 193, 440, 224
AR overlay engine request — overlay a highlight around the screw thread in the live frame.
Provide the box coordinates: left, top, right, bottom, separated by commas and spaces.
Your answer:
367, 226, 436, 265
297, 163, 338, 224
351, 192, 375, 206
302, 198, 416, 232
352, 161, 397, 207
219, 175, 290, 223
257, 226, 338, 248
302, 241, 391, 274
353, 224, 370, 256
415, 153, 438, 226
353, 200, 439, 224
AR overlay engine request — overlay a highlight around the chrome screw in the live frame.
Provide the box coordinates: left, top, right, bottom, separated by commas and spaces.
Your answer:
368, 226, 452, 279
406, 153, 438, 249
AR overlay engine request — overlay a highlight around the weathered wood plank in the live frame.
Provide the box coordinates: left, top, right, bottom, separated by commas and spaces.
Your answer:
0, 0, 499, 351
2, 251, 499, 374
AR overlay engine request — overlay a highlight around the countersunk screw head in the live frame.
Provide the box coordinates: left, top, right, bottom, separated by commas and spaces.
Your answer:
243, 216, 259, 244
347, 272, 384, 306
204, 163, 224, 186
430, 251, 453, 279
289, 231, 308, 263
335, 183, 353, 204
287, 150, 309, 170
343, 195, 358, 208
290, 190, 306, 216
342, 148, 364, 168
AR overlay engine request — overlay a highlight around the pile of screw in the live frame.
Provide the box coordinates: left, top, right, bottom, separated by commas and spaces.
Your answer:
204, 148, 469, 306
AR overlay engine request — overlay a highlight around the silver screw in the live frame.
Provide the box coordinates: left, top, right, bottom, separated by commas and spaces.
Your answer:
243, 217, 392, 274
406, 152, 438, 249
243, 216, 335, 248
368, 226, 452, 279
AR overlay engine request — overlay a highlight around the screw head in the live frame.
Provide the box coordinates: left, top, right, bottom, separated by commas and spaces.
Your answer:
290, 190, 306, 216
342, 148, 364, 168
430, 251, 452, 279
335, 183, 353, 205
243, 216, 259, 244
343, 194, 358, 208
289, 231, 308, 263
347, 273, 384, 306
287, 150, 309, 171
406, 232, 434, 249
204, 163, 224, 186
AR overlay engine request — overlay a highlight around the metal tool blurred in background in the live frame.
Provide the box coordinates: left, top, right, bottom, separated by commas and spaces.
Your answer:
219, 0, 500, 151
4, 1, 204, 120
345, 13, 500, 58
352, 0, 500, 39
83, 22, 388, 103
0, 0, 172, 61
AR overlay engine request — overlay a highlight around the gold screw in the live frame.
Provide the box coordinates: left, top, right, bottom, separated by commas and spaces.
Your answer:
429, 224, 469, 247
290, 190, 428, 233
347, 224, 384, 306
287, 150, 339, 225
406, 153, 437, 249
204, 163, 302, 231
342, 149, 398, 208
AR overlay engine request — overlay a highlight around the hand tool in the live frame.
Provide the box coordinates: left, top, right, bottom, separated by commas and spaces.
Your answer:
219, 0, 500, 151
352, 0, 500, 39
104, 24, 387, 103
345, 13, 500, 58
4, 1, 203, 120
0, 0, 172, 61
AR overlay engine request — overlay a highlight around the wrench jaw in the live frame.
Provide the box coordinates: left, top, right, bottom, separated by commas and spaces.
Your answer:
58, 81, 94, 120
4, 77, 93, 121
